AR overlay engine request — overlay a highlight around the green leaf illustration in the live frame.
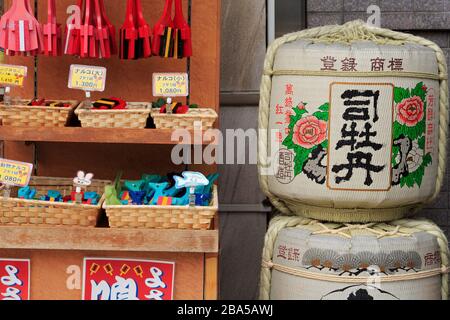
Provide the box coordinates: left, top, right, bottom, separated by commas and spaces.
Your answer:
394, 87, 411, 104
313, 111, 329, 122
293, 146, 315, 176
318, 103, 329, 112
411, 82, 426, 102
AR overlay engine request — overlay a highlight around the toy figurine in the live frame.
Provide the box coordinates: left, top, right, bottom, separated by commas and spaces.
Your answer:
124, 180, 145, 192
157, 196, 173, 206
18, 186, 37, 200
84, 192, 100, 205
147, 182, 169, 205
171, 189, 190, 206
73, 171, 94, 204
120, 191, 131, 201
129, 191, 146, 205
105, 185, 122, 206
174, 172, 209, 206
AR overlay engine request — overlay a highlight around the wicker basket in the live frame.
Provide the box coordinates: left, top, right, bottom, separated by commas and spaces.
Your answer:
104, 185, 218, 230
151, 108, 218, 129
0, 176, 110, 227
75, 101, 152, 128
0, 100, 79, 127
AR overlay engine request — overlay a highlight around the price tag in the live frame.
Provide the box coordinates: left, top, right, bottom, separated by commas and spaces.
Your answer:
68, 64, 107, 92
0, 159, 33, 187
0, 64, 27, 87
153, 73, 189, 97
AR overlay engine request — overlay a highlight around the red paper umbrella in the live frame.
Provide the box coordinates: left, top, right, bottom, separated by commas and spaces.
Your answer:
93, 0, 110, 58
152, 0, 174, 58
64, 0, 83, 55
135, 0, 152, 58
43, 0, 62, 56
0, 0, 44, 56
173, 0, 192, 58
99, 0, 117, 55
119, 0, 138, 59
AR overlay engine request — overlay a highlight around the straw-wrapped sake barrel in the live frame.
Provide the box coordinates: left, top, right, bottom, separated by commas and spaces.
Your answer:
260, 216, 449, 300
258, 21, 448, 222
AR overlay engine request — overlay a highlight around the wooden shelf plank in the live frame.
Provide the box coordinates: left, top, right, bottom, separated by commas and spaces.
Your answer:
0, 127, 212, 145
0, 226, 219, 253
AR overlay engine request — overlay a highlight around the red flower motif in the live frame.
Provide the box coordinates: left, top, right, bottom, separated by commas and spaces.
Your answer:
293, 116, 327, 149
396, 96, 424, 127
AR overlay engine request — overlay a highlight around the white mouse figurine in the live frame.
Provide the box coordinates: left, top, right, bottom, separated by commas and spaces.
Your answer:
73, 171, 94, 203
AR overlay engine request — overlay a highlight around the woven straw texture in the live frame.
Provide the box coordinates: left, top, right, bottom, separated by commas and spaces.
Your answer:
260, 215, 449, 300
75, 102, 152, 128
0, 176, 110, 227
104, 186, 218, 230
0, 100, 79, 127
152, 108, 218, 129
258, 21, 448, 222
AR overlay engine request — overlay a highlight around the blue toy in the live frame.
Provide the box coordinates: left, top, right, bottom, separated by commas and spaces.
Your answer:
147, 182, 169, 205
18, 186, 37, 200
172, 189, 190, 206
84, 192, 100, 205
129, 191, 146, 205
195, 193, 211, 206
124, 180, 145, 192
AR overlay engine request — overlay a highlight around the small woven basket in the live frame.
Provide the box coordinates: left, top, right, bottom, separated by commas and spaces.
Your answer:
0, 176, 110, 227
0, 100, 79, 127
151, 108, 218, 129
75, 101, 152, 128
104, 186, 218, 230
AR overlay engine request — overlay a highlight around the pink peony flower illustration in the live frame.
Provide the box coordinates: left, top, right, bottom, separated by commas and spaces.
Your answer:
293, 116, 327, 149
396, 96, 424, 127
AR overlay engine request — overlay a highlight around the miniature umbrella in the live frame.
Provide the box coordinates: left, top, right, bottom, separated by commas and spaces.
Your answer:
152, 0, 174, 58
43, 0, 62, 56
99, 0, 117, 55
134, 0, 152, 58
0, 0, 44, 56
119, 0, 138, 59
173, 0, 192, 58
65, 0, 83, 55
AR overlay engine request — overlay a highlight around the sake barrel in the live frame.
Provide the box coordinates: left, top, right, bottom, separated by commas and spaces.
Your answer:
258, 21, 449, 222
260, 216, 449, 300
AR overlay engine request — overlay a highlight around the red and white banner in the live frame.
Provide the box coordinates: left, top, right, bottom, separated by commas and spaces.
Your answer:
0, 259, 31, 301
82, 258, 175, 300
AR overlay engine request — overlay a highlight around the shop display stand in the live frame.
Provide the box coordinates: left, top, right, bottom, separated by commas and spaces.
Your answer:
0, 0, 220, 300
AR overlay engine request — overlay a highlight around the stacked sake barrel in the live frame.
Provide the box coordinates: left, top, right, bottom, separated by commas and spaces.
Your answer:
258, 21, 449, 300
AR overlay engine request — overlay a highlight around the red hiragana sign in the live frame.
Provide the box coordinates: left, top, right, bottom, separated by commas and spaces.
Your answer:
82, 258, 175, 300
0, 259, 30, 301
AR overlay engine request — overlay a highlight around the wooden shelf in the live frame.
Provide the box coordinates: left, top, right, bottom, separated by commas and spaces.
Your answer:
0, 226, 219, 253
0, 126, 213, 145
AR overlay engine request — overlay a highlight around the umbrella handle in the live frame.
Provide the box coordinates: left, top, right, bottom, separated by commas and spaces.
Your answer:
135, 0, 146, 26
160, 0, 174, 25
99, 0, 112, 26
47, 0, 55, 23
25, 0, 33, 15
174, 0, 188, 27
125, 0, 134, 23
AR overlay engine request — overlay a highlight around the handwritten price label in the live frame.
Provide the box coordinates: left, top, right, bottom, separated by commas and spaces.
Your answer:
0, 64, 27, 87
153, 73, 189, 97
68, 64, 107, 92
0, 159, 33, 187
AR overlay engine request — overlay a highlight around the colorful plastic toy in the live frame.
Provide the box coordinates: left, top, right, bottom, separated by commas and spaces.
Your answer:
18, 186, 36, 200
129, 191, 146, 205
147, 182, 169, 205
124, 180, 145, 192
